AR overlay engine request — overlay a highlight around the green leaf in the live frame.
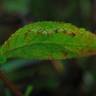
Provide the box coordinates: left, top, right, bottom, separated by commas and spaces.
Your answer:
24, 85, 33, 96
0, 21, 96, 63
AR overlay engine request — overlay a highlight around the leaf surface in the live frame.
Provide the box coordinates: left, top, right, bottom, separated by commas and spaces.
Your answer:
0, 21, 96, 63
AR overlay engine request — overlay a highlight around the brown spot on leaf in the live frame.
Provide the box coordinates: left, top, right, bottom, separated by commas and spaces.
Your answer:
62, 51, 69, 59
24, 32, 29, 40
79, 49, 96, 57
54, 29, 58, 33
27, 29, 32, 32
65, 32, 76, 37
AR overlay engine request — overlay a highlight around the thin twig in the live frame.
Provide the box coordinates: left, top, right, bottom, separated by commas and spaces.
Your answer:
0, 69, 23, 96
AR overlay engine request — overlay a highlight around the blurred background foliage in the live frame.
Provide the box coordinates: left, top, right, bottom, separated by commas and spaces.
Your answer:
0, 0, 96, 96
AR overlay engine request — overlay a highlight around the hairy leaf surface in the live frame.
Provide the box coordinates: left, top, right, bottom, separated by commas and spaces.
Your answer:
0, 21, 96, 63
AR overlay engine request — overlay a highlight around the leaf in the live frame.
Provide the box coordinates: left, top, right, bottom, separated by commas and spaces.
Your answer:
0, 21, 96, 63
24, 85, 33, 96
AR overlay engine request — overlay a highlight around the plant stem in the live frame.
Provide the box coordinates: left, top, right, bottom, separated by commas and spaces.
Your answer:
50, 60, 64, 73
0, 70, 23, 96
48, 56, 64, 73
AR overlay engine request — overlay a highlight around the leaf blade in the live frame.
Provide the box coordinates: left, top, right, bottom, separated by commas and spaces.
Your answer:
0, 21, 96, 62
